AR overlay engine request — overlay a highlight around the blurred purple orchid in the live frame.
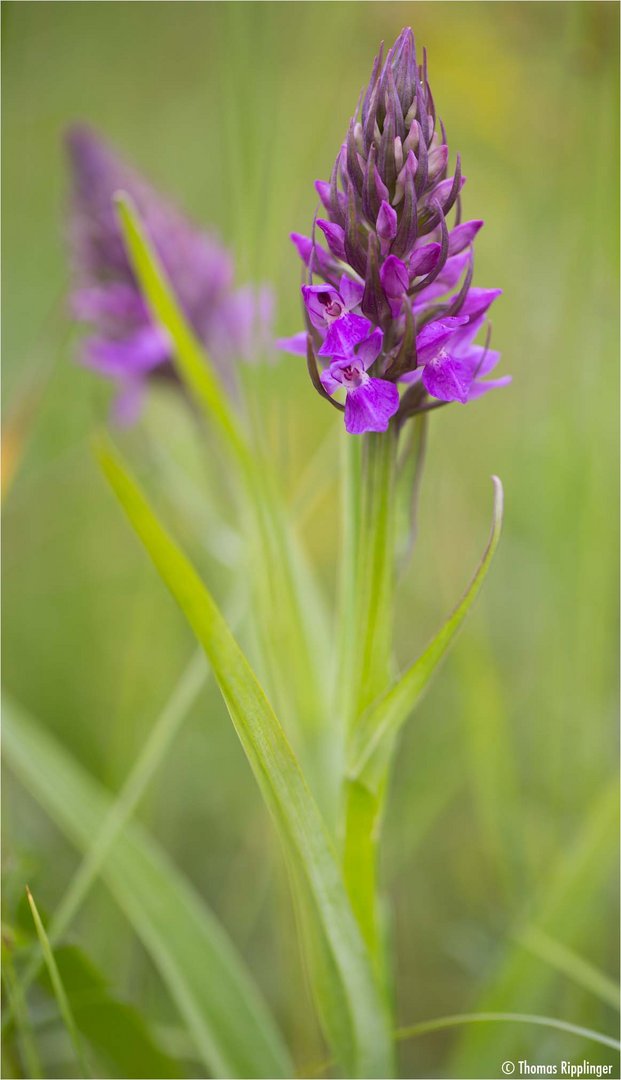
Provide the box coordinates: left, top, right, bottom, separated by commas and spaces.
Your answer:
67, 126, 273, 423
278, 27, 510, 434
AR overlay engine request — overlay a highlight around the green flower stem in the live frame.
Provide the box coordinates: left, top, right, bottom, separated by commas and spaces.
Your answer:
334, 434, 363, 735
338, 426, 399, 969
354, 428, 399, 717
335, 429, 400, 743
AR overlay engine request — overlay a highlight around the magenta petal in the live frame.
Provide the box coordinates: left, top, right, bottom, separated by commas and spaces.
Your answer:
315, 179, 332, 211
461, 345, 502, 378
448, 219, 483, 256
460, 287, 503, 319
468, 375, 512, 400
301, 284, 341, 329
290, 233, 334, 278
422, 353, 471, 403
399, 366, 423, 385
426, 174, 466, 209
380, 255, 409, 298
416, 317, 469, 364
318, 313, 373, 357
373, 164, 389, 205
276, 332, 308, 356
339, 275, 364, 311
427, 143, 449, 182
449, 314, 487, 355
377, 200, 398, 246
412, 250, 471, 308
317, 218, 346, 259
344, 378, 400, 434
319, 366, 343, 395
409, 242, 442, 276
356, 327, 384, 369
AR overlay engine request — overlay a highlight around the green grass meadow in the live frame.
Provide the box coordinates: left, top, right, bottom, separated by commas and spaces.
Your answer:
2, 3, 619, 1078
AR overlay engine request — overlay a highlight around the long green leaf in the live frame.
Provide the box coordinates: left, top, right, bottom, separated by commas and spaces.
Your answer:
94, 433, 393, 1078
114, 194, 248, 470
3, 696, 292, 1080
349, 476, 504, 788
115, 192, 331, 811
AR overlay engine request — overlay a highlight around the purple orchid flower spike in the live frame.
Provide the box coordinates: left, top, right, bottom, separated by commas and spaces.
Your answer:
279, 27, 510, 434
67, 126, 273, 423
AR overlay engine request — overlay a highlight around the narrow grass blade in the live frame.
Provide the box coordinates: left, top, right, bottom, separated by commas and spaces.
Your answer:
349, 476, 503, 788
454, 634, 523, 902
10, 648, 209, 1014
517, 927, 619, 1011
450, 779, 619, 1075
26, 887, 90, 1077
396, 1011, 620, 1051
303, 1010, 620, 1078
49, 649, 207, 946
94, 433, 394, 1077
3, 697, 293, 1080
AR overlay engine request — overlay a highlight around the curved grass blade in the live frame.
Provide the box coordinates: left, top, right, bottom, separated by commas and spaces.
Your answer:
396, 1011, 620, 1051
94, 433, 394, 1078
518, 927, 620, 1011
349, 476, 504, 788
303, 1010, 620, 1078
50, 649, 207, 946
26, 886, 90, 1077
3, 697, 293, 1080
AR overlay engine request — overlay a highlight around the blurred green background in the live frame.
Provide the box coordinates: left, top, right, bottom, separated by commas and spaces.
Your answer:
2, 3, 619, 1078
